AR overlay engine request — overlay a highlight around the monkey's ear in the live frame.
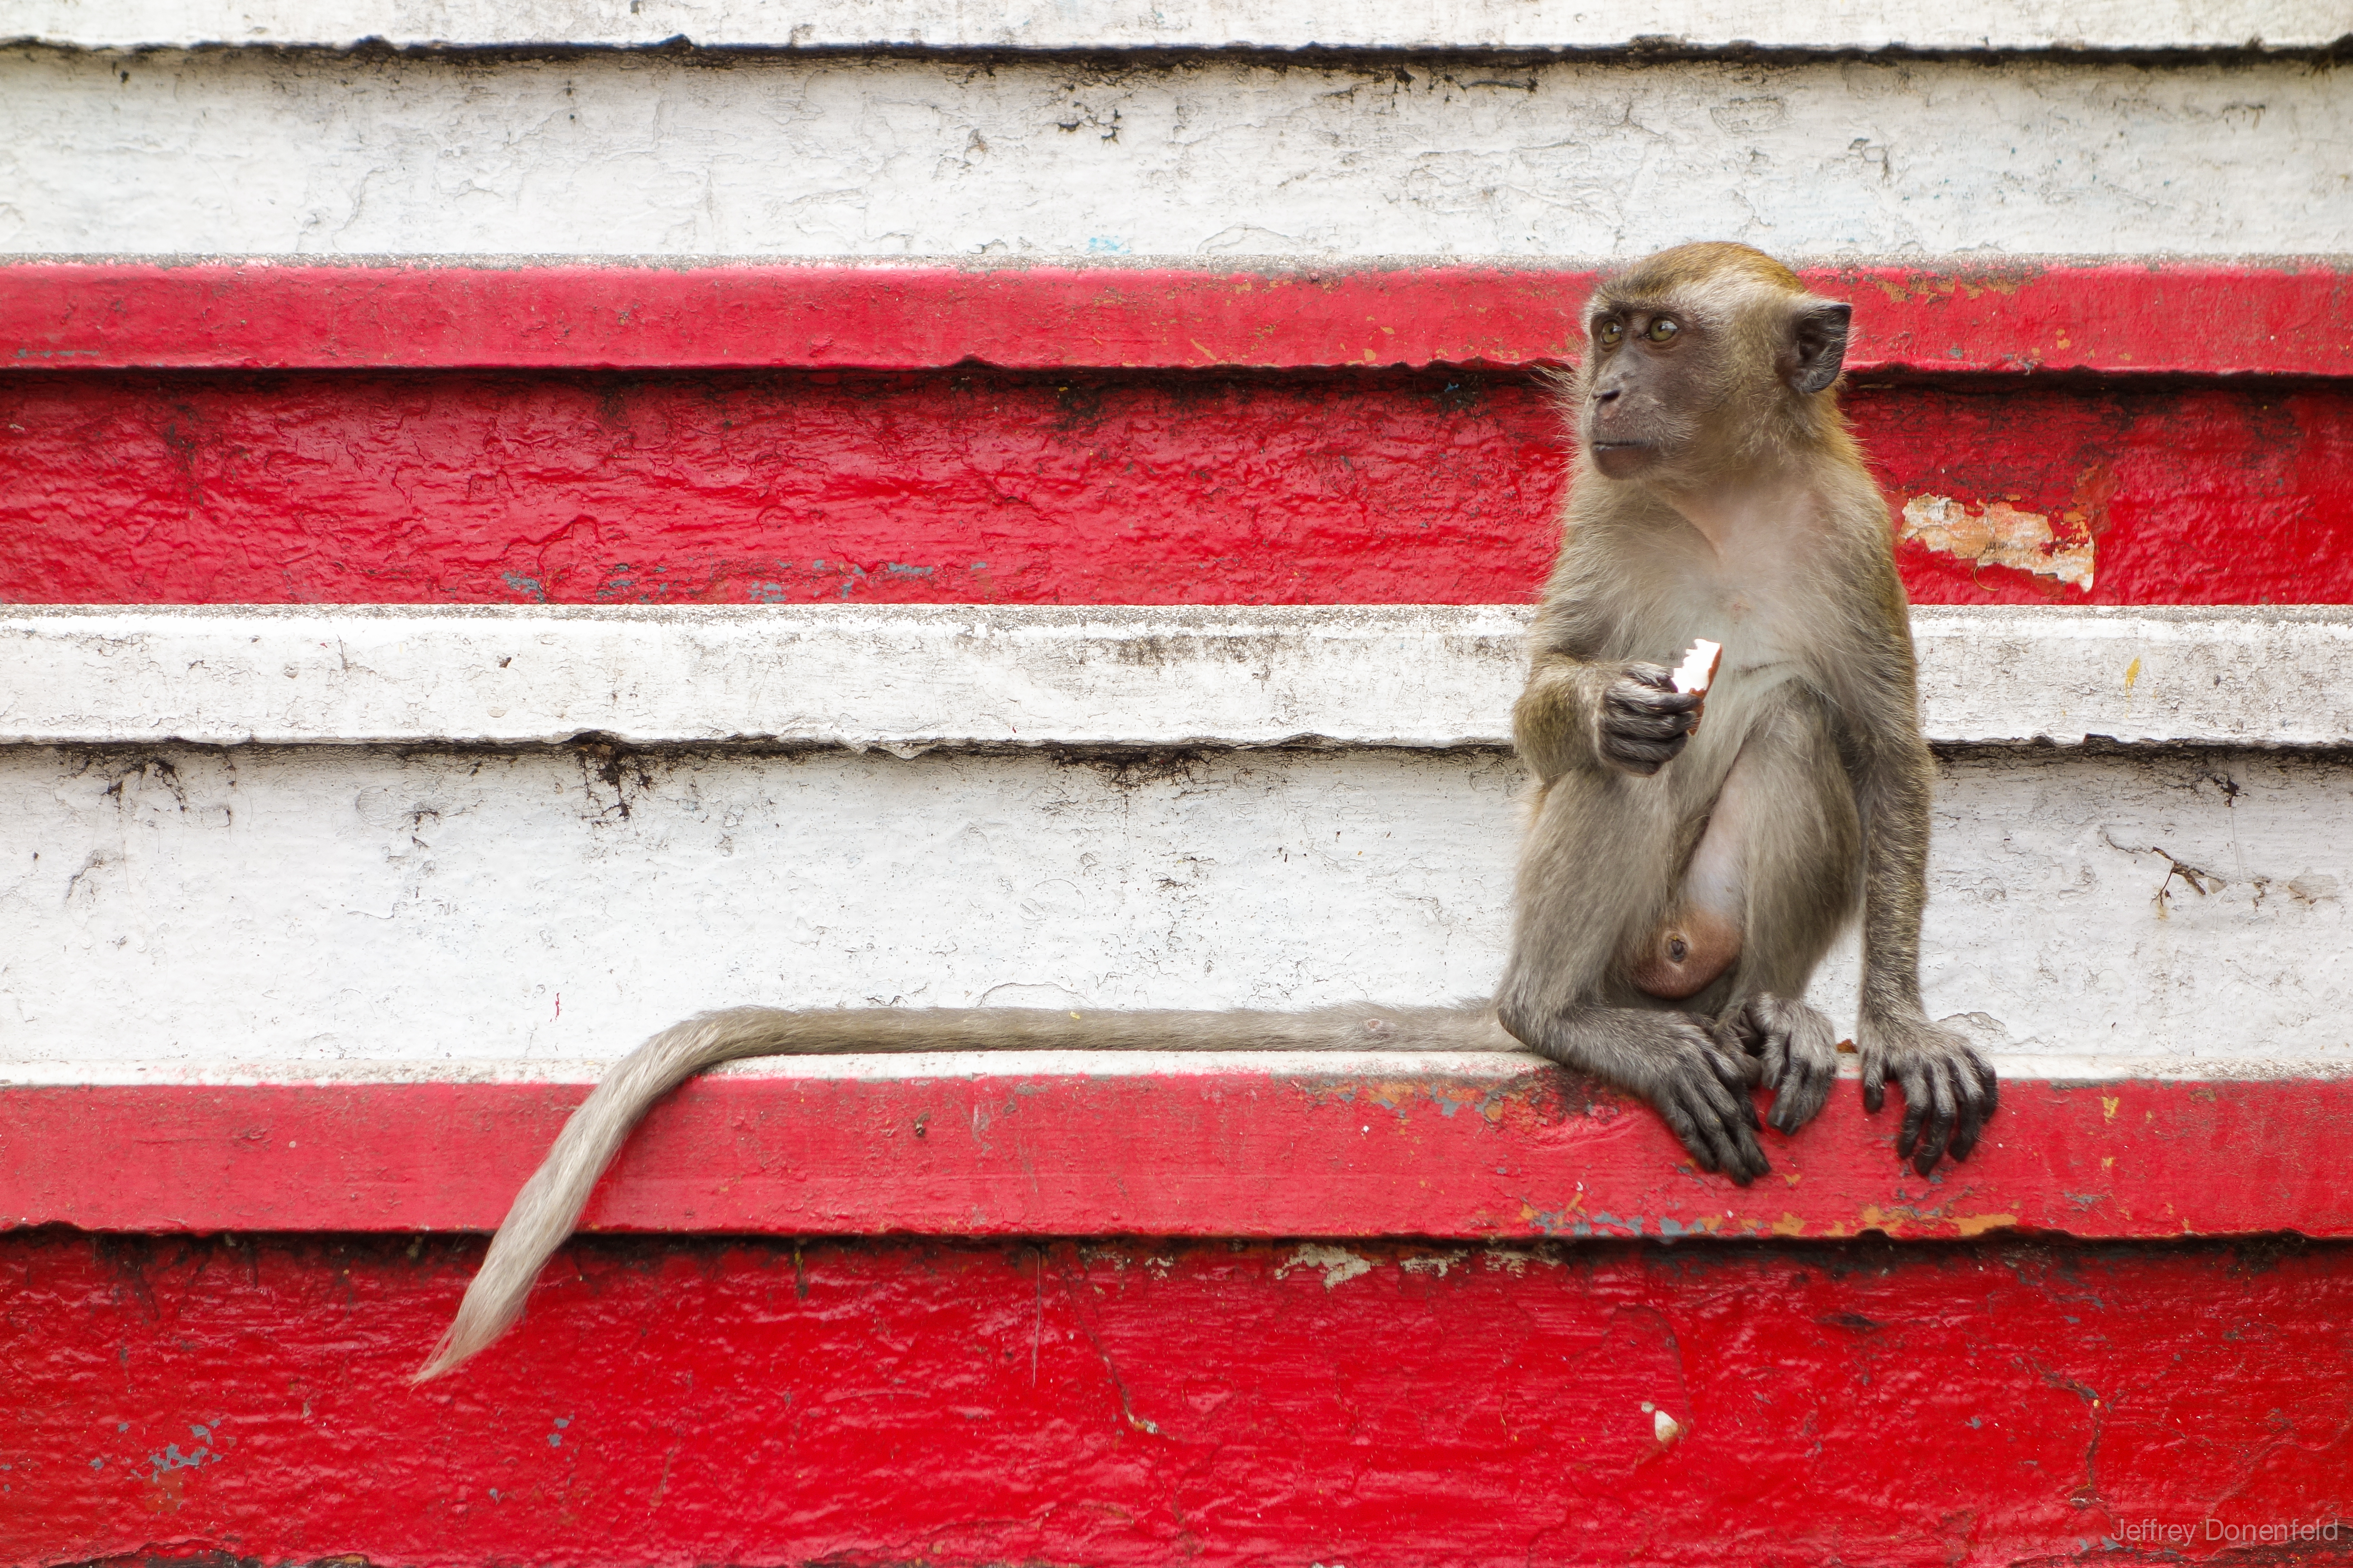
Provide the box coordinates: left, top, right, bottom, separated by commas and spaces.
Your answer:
1786, 300, 1851, 395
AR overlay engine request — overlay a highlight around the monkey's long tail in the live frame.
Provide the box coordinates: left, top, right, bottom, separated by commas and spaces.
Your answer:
413, 1001, 1516, 1380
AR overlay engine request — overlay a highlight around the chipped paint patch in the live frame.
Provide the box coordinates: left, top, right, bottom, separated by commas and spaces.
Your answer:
1901, 495, 2095, 590
1398, 1249, 1470, 1277
1955, 1213, 2022, 1237
1275, 1244, 1373, 1289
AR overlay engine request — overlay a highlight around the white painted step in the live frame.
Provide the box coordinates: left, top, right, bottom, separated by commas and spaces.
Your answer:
5, 51, 2343, 257
5, 605, 2348, 751
1, 715, 2345, 1085
12, 0, 2339, 51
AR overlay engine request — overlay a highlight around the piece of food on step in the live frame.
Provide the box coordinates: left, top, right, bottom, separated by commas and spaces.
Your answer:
1669, 638, 1723, 732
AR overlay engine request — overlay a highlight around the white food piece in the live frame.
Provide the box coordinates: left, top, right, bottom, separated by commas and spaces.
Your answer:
1670, 639, 1724, 696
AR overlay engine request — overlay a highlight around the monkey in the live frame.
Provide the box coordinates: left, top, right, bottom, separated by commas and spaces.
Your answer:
1497, 241, 1997, 1189
412, 241, 1992, 1382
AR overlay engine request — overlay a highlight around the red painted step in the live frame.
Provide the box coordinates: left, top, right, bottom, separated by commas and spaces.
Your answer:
8, 1229, 2349, 1566
4, 1074, 2344, 1242
5, 372, 2348, 606
7, 260, 2348, 376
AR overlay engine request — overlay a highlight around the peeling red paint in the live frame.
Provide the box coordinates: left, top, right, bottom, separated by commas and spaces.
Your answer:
4, 1075, 2348, 1242
5, 261, 2348, 376
3, 373, 2347, 605
7, 1229, 2353, 1566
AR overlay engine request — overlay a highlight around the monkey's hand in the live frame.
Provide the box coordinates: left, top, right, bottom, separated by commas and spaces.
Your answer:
1726, 993, 1839, 1135
1858, 1013, 2000, 1176
1596, 663, 1703, 776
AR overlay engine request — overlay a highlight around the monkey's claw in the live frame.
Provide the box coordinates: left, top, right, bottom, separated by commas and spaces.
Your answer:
1858, 1015, 2000, 1176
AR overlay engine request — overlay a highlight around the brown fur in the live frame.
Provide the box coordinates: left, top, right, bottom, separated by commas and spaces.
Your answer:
1498, 240, 1996, 1187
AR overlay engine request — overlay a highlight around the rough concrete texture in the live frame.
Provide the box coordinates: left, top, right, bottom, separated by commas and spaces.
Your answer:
3, 50, 2345, 257
13, 0, 2348, 51
7, 604, 2352, 749
0, 741, 2343, 1081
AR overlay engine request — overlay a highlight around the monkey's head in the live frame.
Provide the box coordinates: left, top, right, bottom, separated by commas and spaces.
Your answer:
1572, 242, 1852, 484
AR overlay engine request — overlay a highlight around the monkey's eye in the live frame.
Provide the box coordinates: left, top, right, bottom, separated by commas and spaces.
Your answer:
1646, 317, 1680, 343
1595, 319, 1623, 348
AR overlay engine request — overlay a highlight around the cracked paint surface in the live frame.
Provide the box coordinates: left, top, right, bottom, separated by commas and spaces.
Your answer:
0, 744, 2346, 1080
7, 1230, 2352, 1566
3, 54, 2348, 257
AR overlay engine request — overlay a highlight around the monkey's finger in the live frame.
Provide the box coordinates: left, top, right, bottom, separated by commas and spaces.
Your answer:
1895, 1066, 1930, 1158
1615, 700, 1697, 728
1702, 1020, 1766, 1083
1769, 1052, 1833, 1134
1621, 661, 1678, 691
1656, 1096, 1724, 1174
1608, 719, 1694, 751
1949, 1109, 1985, 1164
1610, 686, 1703, 718
1721, 1112, 1771, 1184
1661, 1041, 1756, 1178
1860, 1050, 1889, 1114
1949, 1059, 1997, 1162
1974, 1054, 2002, 1120
1678, 1082, 1758, 1185
1696, 1041, 1762, 1130
1778, 1004, 1840, 1132
1910, 1065, 1959, 1176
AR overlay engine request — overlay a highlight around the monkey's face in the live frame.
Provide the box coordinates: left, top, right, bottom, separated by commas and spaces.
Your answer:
1577, 280, 1854, 484
1579, 298, 1714, 481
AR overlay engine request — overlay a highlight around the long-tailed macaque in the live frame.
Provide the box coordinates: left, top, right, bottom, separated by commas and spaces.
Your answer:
414, 242, 1993, 1381
1498, 241, 1995, 1186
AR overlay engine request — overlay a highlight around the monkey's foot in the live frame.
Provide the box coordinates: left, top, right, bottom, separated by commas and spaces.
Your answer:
1726, 993, 1838, 1135
1619, 1015, 1770, 1185
1858, 1014, 2000, 1176
1496, 1002, 1769, 1185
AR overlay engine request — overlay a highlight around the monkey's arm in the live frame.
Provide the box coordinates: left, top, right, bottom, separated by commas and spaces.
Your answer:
1515, 654, 1701, 780
1851, 728, 1999, 1175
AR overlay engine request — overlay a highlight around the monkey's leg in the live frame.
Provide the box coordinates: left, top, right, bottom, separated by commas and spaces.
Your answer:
1620, 692, 1860, 1134
1498, 773, 1769, 1184
1711, 694, 1863, 1135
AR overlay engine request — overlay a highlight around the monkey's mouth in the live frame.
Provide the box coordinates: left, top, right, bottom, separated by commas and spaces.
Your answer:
1590, 441, 1660, 479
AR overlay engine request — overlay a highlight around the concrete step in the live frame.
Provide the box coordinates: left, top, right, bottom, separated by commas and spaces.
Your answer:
5, 604, 2349, 750
2, 605, 2345, 1083
5, 50, 2343, 257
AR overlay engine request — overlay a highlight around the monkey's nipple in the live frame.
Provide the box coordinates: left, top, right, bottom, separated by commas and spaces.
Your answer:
1628, 912, 1741, 1001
